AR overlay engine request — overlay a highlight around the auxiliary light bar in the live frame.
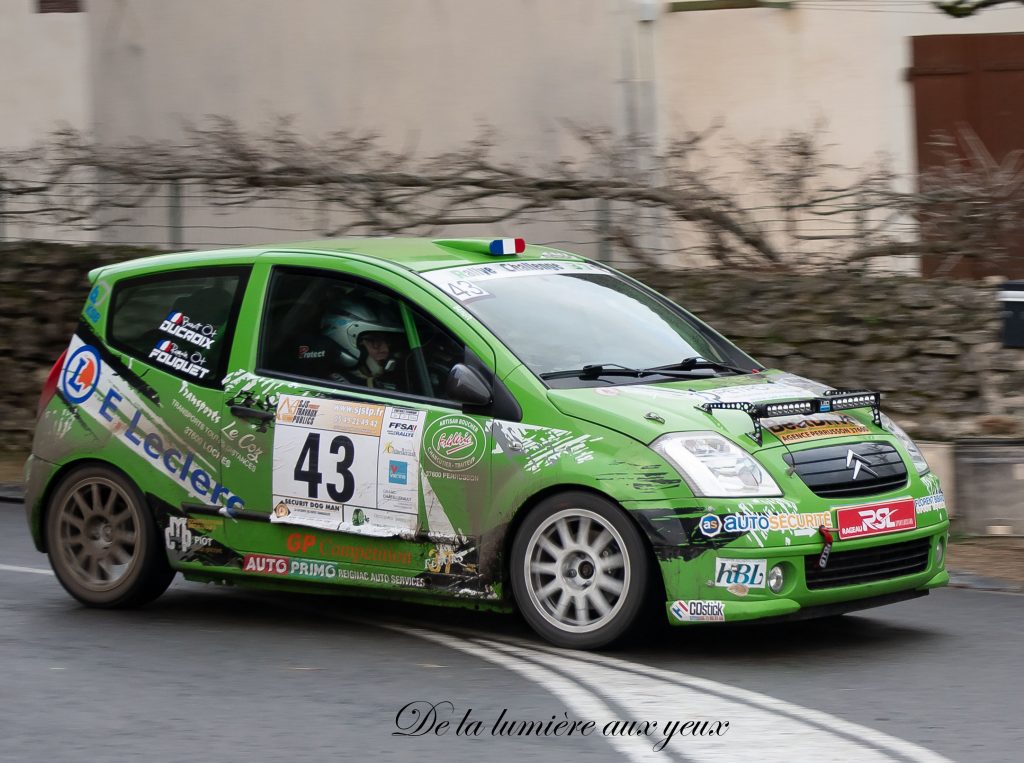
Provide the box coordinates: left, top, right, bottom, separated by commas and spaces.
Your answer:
698, 389, 881, 445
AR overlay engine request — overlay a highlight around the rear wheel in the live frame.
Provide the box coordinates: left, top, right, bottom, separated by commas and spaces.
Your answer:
511, 492, 649, 649
45, 465, 174, 607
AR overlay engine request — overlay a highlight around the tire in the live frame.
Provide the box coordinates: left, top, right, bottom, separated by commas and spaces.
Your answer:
510, 491, 650, 649
45, 465, 175, 608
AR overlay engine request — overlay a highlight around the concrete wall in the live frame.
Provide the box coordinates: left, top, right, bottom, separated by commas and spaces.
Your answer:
0, 0, 90, 242
85, 0, 643, 253
655, 1, 1024, 269
657, 1, 1024, 177
0, 0, 88, 148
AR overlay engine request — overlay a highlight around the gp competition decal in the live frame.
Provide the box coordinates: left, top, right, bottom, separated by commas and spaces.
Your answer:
271, 394, 426, 535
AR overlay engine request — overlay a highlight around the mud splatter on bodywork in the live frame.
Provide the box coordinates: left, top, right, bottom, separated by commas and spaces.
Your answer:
491, 421, 602, 472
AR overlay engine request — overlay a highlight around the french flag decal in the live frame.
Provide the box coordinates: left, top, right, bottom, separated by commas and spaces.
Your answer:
156, 340, 174, 352
488, 238, 526, 255
165, 311, 185, 325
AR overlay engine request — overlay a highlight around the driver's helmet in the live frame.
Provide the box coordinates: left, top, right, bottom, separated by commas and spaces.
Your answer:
321, 301, 404, 368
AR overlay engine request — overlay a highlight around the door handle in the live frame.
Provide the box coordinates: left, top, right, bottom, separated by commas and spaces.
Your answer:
230, 405, 275, 423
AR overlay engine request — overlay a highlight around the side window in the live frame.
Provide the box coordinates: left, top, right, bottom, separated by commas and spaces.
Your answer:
108, 269, 248, 386
259, 268, 465, 401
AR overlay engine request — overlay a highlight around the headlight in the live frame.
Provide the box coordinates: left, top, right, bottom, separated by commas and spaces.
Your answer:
880, 413, 929, 475
651, 432, 782, 497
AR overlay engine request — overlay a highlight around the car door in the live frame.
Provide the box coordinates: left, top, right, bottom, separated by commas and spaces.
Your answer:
218, 255, 497, 591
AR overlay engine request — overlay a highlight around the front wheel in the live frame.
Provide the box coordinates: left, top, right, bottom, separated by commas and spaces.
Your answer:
510, 492, 650, 649
45, 465, 175, 608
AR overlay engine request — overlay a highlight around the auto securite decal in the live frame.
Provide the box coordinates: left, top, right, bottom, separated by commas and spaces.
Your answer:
271, 394, 426, 536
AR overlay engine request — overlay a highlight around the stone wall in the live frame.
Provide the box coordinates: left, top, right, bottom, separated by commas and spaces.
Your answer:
1, 243, 1021, 450
631, 267, 1018, 441
0, 243, 160, 451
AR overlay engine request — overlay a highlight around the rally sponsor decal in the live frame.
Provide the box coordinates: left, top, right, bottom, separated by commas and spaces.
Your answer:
60, 344, 102, 404
424, 414, 487, 474
271, 395, 426, 535
699, 510, 833, 537
84, 282, 107, 324
159, 310, 217, 350
670, 600, 726, 623
713, 558, 767, 590
54, 335, 246, 513
914, 492, 946, 516
148, 339, 210, 379
836, 498, 916, 540
761, 413, 870, 444
242, 553, 426, 588
284, 532, 414, 566
425, 543, 478, 575
423, 261, 605, 302
164, 515, 216, 553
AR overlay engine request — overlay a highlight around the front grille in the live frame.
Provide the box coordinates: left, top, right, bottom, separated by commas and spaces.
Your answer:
805, 537, 931, 590
784, 442, 908, 498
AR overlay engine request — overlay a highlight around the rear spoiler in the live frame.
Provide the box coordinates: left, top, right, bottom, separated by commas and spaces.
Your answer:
697, 389, 882, 446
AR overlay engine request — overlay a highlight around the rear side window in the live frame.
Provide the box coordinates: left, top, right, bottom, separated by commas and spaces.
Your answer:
108, 268, 249, 387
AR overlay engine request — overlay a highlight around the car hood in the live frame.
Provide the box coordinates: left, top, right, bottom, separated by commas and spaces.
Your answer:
546, 370, 882, 451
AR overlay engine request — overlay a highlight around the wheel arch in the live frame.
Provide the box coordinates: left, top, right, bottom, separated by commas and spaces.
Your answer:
33, 457, 143, 553
499, 483, 663, 598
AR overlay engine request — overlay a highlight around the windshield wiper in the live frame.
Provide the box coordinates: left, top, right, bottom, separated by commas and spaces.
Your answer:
540, 363, 645, 381
540, 359, 747, 381
644, 357, 753, 376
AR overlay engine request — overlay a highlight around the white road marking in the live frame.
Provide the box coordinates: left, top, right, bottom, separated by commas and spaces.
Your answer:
0, 563, 52, 575
390, 623, 951, 763
403, 626, 649, 761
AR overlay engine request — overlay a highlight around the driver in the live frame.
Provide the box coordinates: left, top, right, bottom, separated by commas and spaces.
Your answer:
320, 302, 406, 390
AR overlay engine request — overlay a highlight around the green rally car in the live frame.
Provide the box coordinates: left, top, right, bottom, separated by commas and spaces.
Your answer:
25, 237, 949, 648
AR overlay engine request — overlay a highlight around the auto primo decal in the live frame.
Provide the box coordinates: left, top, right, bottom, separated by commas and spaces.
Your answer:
424, 415, 486, 473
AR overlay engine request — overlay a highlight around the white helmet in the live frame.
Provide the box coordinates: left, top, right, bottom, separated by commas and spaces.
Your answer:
321, 302, 403, 368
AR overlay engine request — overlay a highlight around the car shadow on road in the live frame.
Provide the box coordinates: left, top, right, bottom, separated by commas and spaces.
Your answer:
111, 581, 942, 665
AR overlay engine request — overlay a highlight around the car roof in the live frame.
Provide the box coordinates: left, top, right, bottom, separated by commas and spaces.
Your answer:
88, 238, 587, 282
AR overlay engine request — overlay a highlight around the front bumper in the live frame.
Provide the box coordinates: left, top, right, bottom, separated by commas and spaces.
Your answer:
657, 522, 949, 625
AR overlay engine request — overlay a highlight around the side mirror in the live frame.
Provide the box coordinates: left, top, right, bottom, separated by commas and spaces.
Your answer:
445, 363, 493, 406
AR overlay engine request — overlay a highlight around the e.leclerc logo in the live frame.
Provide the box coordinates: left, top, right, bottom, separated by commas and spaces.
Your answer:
60, 345, 102, 404
424, 415, 486, 473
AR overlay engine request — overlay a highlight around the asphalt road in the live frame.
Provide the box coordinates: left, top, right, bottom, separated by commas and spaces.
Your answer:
1, 501, 1020, 763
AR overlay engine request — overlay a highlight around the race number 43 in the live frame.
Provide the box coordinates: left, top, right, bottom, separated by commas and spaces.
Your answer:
293, 432, 356, 502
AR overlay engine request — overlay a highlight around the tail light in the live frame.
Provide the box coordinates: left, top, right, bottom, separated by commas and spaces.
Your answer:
38, 350, 67, 418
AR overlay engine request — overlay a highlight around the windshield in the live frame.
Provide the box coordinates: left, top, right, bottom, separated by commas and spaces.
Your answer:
423, 261, 759, 386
